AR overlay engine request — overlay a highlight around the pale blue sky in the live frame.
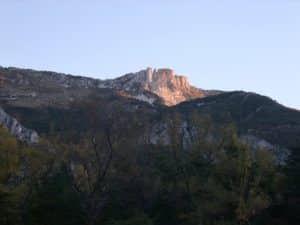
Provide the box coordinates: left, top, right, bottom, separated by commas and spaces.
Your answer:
0, 0, 299, 109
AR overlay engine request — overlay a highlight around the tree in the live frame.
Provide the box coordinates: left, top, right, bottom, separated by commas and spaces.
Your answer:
0, 126, 21, 225
23, 165, 83, 225
188, 131, 284, 225
273, 147, 300, 225
64, 128, 113, 225
63, 97, 123, 225
0, 126, 55, 224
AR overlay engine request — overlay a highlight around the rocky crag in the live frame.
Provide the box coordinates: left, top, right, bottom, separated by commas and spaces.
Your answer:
0, 107, 39, 144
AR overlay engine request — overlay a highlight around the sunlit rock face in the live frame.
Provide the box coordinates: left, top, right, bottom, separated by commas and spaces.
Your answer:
144, 68, 205, 106
105, 67, 206, 106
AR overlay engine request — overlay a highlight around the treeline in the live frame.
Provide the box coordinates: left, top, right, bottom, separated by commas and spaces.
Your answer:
0, 112, 299, 225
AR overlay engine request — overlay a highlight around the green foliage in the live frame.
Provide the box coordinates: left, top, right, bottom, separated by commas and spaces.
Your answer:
24, 165, 84, 225
147, 118, 285, 225
188, 136, 283, 225
104, 211, 153, 225
0, 115, 292, 225
270, 147, 300, 225
0, 126, 57, 224
0, 126, 19, 183
0, 187, 20, 225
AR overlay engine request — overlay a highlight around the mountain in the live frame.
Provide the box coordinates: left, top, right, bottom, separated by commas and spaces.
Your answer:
0, 66, 218, 108
174, 91, 300, 148
1, 65, 299, 225
1, 65, 300, 150
0, 66, 102, 108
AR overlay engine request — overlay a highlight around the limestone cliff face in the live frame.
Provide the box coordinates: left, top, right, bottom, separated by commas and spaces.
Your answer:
104, 68, 206, 106
144, 68, 205, 106
0, 107, 39, 144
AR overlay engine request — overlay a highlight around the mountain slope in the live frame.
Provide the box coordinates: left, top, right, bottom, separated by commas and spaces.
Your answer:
174, 91, 300, 147
0, 66, 216, 108
1, 66, 300, 149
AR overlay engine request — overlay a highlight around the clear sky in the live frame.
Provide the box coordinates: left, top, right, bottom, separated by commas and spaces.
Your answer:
1, 0, 299, 109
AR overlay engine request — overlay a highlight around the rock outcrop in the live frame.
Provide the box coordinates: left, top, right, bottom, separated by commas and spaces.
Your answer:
147, 120, 290, 165
103, 68, 207, 106
241, 135, 290, 165
0, 107, 39, 144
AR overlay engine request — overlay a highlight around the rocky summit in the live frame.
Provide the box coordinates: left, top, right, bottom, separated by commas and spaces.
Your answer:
0, 66, 218, 108
103, 68, 208, 106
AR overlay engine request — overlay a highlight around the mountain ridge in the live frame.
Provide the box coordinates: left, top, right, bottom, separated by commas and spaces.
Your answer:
1, 65, 300, 149
0, 66, 219, 107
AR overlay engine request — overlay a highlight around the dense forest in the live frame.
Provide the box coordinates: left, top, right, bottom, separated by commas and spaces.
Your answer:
0, 104, 299, 225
